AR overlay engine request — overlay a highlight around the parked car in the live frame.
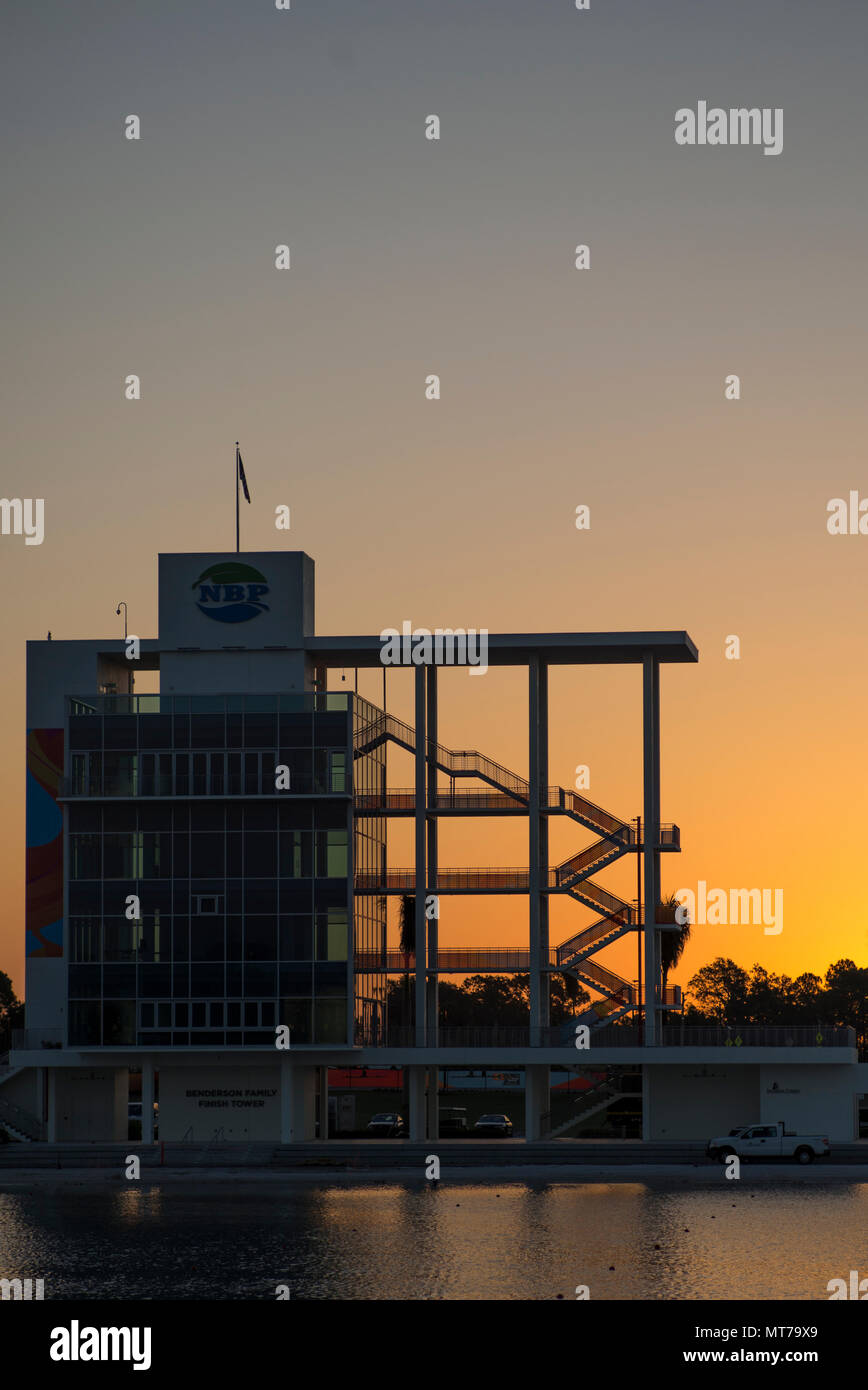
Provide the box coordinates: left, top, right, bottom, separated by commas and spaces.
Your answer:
706, 1122, 830, 1165
366, 1112, 405, 1137
474, 1113, 513, 1137
127, 1101, 159, 1139
128, 1101, 158, 1119
440, 1107, 470, 1137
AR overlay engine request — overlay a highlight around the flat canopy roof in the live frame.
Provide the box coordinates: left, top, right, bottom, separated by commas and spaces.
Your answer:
306, 631, 699, 667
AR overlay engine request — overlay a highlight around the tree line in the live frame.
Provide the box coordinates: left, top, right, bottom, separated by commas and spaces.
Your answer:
684, 956, 868, 1044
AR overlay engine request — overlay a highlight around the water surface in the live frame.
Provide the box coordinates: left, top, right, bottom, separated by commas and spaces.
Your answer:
0, 1179, 861, 1299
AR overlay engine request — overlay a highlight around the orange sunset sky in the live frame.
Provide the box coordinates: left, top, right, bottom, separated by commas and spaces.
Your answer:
2, 0, 868, 1000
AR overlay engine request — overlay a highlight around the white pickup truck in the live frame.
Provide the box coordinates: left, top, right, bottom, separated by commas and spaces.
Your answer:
706, 1122, 830, 1165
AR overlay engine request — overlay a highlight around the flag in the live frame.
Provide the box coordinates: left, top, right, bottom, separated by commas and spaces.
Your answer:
237, 448, 251, 503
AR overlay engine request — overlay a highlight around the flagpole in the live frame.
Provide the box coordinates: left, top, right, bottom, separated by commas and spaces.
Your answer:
235, 441, 240, 553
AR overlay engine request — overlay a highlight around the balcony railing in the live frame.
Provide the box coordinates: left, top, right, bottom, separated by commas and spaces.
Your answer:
69, 693, 350, 716
357, 947, 565, 972
61, 774, 349, 798
584, 1024, 856, 1049
358, 1025, 567, 1048
659, 1024, 856, 1048
351, 1020, 853, 1049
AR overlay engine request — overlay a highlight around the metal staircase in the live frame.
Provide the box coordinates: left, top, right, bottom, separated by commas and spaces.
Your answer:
540, 1067, 642, 1139
353, 707, 682, 1026
0, 1095, 44, 1142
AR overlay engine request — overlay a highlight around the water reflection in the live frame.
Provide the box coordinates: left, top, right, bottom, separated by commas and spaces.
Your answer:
0, 1181, 863, 1300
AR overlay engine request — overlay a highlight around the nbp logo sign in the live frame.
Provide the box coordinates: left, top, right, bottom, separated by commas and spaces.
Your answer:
192, 562, 270, 623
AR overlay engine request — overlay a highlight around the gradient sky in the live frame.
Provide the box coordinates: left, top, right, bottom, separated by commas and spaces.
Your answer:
2, 0, 868, 1000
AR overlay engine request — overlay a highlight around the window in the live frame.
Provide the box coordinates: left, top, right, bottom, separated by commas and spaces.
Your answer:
279, 830, 312, 878
244, 918, 276, 961
191, 920, 225, 962
103, 965, 136, 998
68, 965, 100, 998
191, 835, 225, 877
245, 964, 276, 996
103, 832, 142, 879
280, 998, 312, 1044
71, 835, 100, 879
245, 832, 276, 877
136, 912, 165, 963
103, 1001, 135, 1045
317, 909, 348, 961
71, 753, 90, 794
71, 918, 101, 963
280, 918, 312, 961
69, 1001, 101, 1045
194, 895, 222, 915
315, 999, 347, 1044
329, 752, 347, 793
316, 831, 347, 878
245, 882, 277, 914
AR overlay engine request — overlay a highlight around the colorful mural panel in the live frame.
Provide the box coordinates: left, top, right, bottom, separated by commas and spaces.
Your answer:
26, 728, 64, 957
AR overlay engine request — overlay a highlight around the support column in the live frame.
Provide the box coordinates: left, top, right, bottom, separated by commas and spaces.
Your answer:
408, 1066, 427, 1142
280, 1061, 317, 1143
426, 1067, 439, 1141
526, 1064, 549, 1142
46, 1068, 57, 1143
141, 1060, 155, 1143
280, 1057, 293, 1143
528, 658, 549, 1042
414, 666, 427, 1049
641, 1064, 652, 1140
426, 666, 439, 1044
539, 663, 550, 1031
319, 1066, 330, 1140
425, 668, 439, 1140
643, 655, 661, 1046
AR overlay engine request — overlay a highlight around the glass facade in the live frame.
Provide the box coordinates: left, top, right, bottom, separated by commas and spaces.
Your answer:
66, 694, 353, 1047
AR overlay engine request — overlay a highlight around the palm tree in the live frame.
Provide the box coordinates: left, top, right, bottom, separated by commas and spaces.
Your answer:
398, 894, 415, 1028
658, 892, 692, 1004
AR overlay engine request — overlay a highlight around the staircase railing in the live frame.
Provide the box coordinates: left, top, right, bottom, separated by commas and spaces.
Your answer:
560, 876, 636, 921
552, 786, 631, 837
568, 957, 635, 1002
557, 913, 635, 967
539, 1069, 626, 1137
